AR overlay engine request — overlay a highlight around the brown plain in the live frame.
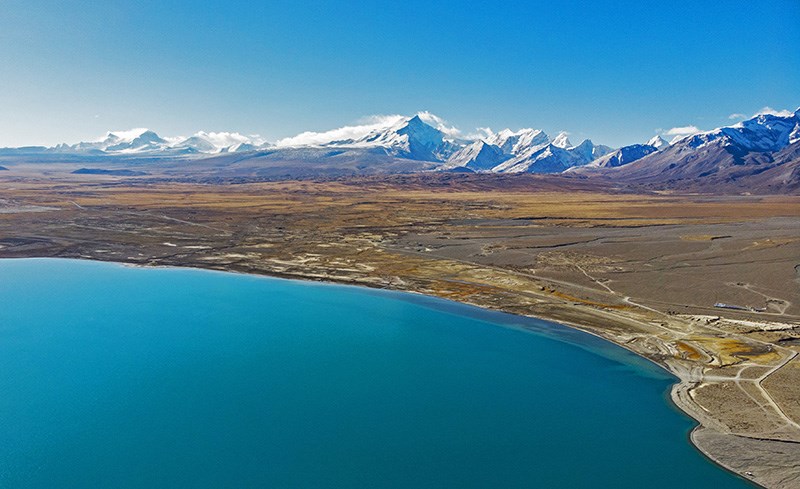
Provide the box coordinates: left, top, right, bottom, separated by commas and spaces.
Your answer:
1, 173, 799, 488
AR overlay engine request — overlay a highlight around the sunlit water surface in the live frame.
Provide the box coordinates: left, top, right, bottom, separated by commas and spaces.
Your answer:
0, 259, 752, 488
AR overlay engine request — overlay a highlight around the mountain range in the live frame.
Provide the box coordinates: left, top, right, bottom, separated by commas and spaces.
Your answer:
574, 109, 800, 192
3, 129, 271, 156
1, 108, 799, 192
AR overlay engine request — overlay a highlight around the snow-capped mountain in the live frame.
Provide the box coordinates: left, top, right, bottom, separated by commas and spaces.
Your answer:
576, 108, 800, 191
440, 124, 613, 174
673, 110, 799, 152
551, 132, 573, 149
169, 135, 218, 153
335, 115, 458, 161
442, 141, 509, 171
492, 136, 613, 174
170, 131, 271, 154
39, 115, 615, 174
53, 128, 167, 154
647, 135, 670, 150
486, 128, 549, 155
580, 143, 659, 169
573, 139, 614, 162
0, 113, 611, 174
105, 129, 166, 152
577, 135, 672, 170
3, 107, 799, 190
49, 128, 270, 155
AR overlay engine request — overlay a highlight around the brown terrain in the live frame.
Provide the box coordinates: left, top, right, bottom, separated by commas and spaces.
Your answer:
1, 170, 799, 488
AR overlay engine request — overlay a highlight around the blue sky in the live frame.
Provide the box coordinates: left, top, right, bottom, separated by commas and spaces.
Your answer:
1, 0, 798, 148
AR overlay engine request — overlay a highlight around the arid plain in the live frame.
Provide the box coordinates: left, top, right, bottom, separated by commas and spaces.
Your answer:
1, 171, 799, 487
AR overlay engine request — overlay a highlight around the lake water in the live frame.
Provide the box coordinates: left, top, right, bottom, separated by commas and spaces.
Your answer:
0, 259, 752, 488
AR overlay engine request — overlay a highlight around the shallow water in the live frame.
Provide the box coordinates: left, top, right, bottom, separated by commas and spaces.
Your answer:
0, 259, 752, 488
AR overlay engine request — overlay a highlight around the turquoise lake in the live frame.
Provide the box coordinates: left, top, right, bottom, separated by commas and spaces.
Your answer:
0, 258, 752, 488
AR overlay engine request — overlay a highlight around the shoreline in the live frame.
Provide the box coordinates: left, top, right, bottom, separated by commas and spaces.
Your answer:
1, 255, 775, 487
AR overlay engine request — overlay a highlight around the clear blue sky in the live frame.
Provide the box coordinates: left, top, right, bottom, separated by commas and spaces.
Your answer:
1, 0, 798, 147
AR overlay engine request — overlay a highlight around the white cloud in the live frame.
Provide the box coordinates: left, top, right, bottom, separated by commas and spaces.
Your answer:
357, 114, 407, 126
728, 113, 746, 120
162, 131, 266, 149
464, 127, 495, 141
662, 125, 702, 144
754, 106, 793, 117
664, 125, 701, 136
276, 114, 405, 147
416, 111, 461, 138
197, 131, 264, 148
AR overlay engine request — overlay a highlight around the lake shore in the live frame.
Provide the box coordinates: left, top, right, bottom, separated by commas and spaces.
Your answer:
2, 257, 764, 488
10, 254, 793, 488
187, 261, 800, 489
1, 178, 798, 487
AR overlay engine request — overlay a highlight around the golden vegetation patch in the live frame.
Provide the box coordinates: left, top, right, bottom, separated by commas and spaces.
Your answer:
675, 340, 705, 361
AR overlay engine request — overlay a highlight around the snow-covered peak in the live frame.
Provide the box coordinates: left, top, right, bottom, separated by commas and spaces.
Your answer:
442, 140, 509, 171
552, 132, 573, 149
358, 114, 441, 146
397, 115, 439, 141
570, 139, 594, 161
486, 128, 549, 155
103, 129, 166, 152
50, 127, 270, 155
102, 128, 153, 143
266, 112, 618, 166
170, 135, 217, 153
170, 131, 267, 153
414, 111, 461, 139
489, 136, 613, 174
275, 112, 458, 150
790, 123, 800, 145
679, 110, 799, 152
570, 139, 613, 163
273, 113, 450, 159
227, 142, 264, 153
328, 114, 455, 161
582, 144, 659, 169
646, 135, 670, 149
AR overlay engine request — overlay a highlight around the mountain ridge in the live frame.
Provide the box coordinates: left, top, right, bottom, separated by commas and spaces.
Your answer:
1, 108, 798, 191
